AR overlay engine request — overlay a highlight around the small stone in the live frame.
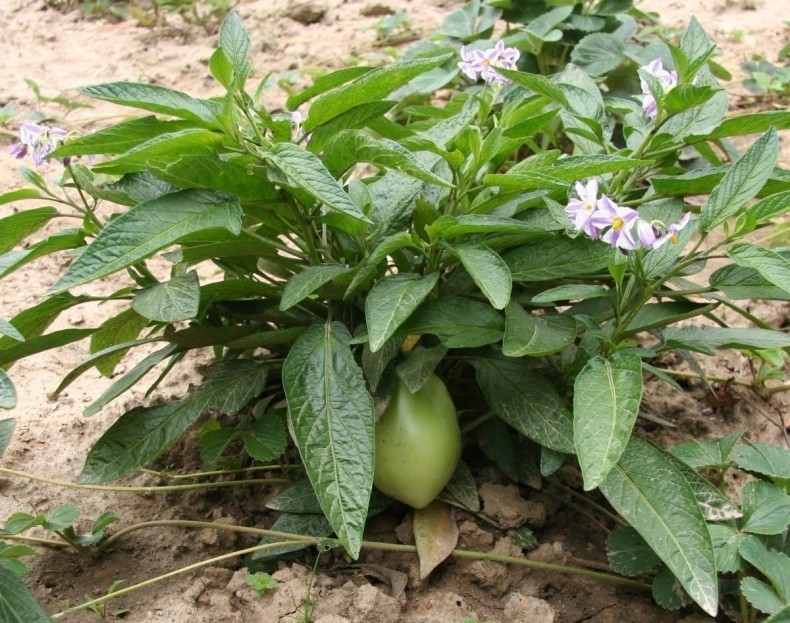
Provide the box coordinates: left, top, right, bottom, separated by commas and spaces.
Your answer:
458, 520, 494, 550
313, 616, 351, 623
284, 0, 327, 25
502, 593, 555, 623
479, 483, 545, 529
350, 584, 402, 623
361, 3, 394, 17
528, 541, 564, 563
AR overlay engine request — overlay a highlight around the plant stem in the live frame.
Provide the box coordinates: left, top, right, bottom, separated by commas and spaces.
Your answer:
649, 367, 754, 388
94, 519, 650, 590
0, 467, 288, 493
0, 534, 68, 548
138, 464, 284, 480
50, 540, 307, 620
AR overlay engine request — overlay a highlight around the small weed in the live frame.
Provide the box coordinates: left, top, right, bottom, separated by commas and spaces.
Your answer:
245, 572, 278, 596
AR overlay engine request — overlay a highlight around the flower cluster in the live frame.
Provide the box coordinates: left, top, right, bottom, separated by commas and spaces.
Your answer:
9, 122, 68, 166
639, 59, 678, 119
458, 40, 520, 86
566, 179, 691, 251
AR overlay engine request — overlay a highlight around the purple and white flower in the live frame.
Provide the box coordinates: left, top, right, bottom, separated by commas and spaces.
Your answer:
639, 59, 678, 119
458, 40, 520, 85
652, 212, 691, 248
565, 179, 602, 239
10, 122, 68, 166
590, 195, 639, 251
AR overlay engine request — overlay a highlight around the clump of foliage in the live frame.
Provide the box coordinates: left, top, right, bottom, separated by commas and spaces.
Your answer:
0, 2, 789, 621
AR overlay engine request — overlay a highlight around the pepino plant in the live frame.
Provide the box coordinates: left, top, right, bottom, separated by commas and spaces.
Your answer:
0, 6, 789, 621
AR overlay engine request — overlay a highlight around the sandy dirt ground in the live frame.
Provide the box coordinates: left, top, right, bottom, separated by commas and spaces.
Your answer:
0, 0, 787, 621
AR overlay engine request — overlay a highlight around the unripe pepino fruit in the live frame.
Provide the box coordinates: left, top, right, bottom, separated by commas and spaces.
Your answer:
374, 374, 461, 509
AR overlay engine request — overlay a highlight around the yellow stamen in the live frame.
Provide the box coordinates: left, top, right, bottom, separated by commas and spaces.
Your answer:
612, 217, 624, 231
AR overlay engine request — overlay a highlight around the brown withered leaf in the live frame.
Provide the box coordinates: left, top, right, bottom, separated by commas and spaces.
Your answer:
413, 500, 458, 580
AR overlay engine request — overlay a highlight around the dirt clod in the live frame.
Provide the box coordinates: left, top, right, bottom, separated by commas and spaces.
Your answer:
503, 592, 556, 623
479, 483, 546, 529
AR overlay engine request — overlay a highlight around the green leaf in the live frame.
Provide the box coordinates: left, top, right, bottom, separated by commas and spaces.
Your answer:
81, 82, 223, 127
51, 337, 161, 399
251, 512, 333, 561
90, 308, 150, 377
304, 53, 453, 131
733, 440, 790, 482
361, 335, 401, 394
307, 101, 397, 153
764, 604, 790, 622
0, 372, 16, 410
51, 117, 197, 158
281, 265, 349, 311
133, 271, 201, 322
709, 524, 744, 574
401, 297, 504, 348
531, 284, 609, 304
727, 243, 790, 295
92, 128, 224, 175
440, 0, 500, 39
0, 230, 86, 282
43, 502, 78, 531
283, 323, 374, 559
0, 418, 15, 457
661, 326, 790, 355
366, 273, 439, 353
664, 85, 717, 116
79, 360, 267, 482
741, 481, 790, 535
84, 344, 179, 417
445, 461, 480, 512
0, 188, 41, 207
742, 577, 786, 616
218, 11, 252, 80
574, 352, 643, 490
495, 68, 568, 106
503, 302, 576, 357
600, 436, 718, 616
739, 535, 790, 610
242, 411, 287, 463
426, 214, 546, 240
710, 248, 790, 301
0, 293, 83, 351
0, 207, 59, 255
570, 33, 625, 76
345, 232, 419, 300
152, 156, 280, 202
652, 565, 693, 610
624, 301, 717, 335
265, 142, 370, 223
736, 191, 790, 234
690, 110, 790, 142
606, 526, 661, 576
699, 127, 779, 232
0, 565, 50, 623
324, 130, 452, 187
396, 345, 447, 394
664, 452, 742, 522
505, 237, 613, 281
474, 355, 575, 454
451, 243, 511, 310
266, 478, 323, 514
669, 432, 743, 470
0, 329, 94, 368
661, 68, 728, 141
286, 66, 374, 112
51, 189, 242, 292
680, 17, 716, 78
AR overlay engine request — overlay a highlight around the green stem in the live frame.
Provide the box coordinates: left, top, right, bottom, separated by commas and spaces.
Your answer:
0, 534, 68, 548
50, 540, 307, 620
0, 467, 288, 493
138, 464, 285, 480
648, 367, 754, 388
95, 519, 649, 590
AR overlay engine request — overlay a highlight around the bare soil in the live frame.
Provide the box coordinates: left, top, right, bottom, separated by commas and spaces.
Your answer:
0, 1, 787, 622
